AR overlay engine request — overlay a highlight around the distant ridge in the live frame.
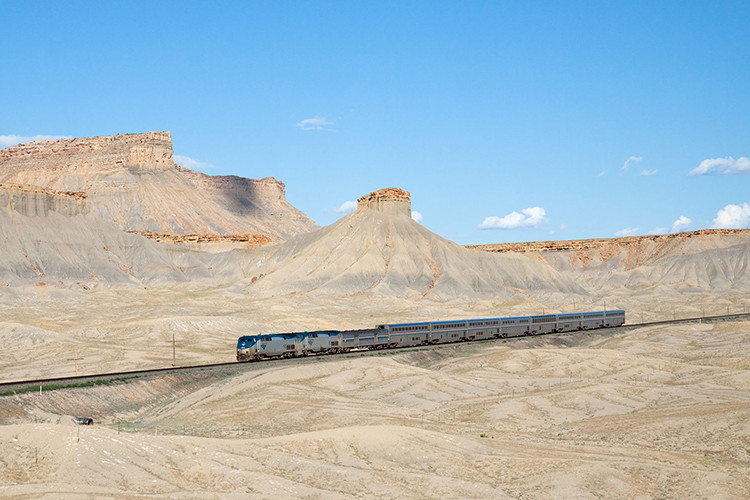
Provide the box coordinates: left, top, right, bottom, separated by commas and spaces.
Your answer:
468, 229, 750, 253
468, 228, 750, 293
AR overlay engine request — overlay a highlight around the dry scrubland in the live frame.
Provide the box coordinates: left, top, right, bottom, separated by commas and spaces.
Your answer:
1, 320, 749, 498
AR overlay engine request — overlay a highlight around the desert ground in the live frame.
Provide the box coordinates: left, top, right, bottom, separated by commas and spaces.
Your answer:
1, 316, 749, 498
2, 136, 750, 497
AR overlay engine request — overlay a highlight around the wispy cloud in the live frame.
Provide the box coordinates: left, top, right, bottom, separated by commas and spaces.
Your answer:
671, 215, 691, 233
335, 200, 357, 214
638, 169, 658, 176
689, 156, 750, 176
712, 202, 750, 229
174, 154, 215, 172
621, 155, 642, 172
296, 116, 334, 131
0, 134, 72, 149
411, 211, 423, 223
647, 227, 667, 235
597, 171, 607, 177
615, 227, 639, 237
478, 207, 546, 229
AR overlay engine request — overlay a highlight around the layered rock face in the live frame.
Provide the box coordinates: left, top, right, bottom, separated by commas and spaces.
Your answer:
0, 183, 88, 217
0, 132, 175, 183
357, 187, 411, 215
468, 229, 750, 255
0, 132, 317, 239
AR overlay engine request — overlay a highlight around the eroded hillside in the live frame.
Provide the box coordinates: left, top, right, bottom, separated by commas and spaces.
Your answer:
0, 132, 317, 239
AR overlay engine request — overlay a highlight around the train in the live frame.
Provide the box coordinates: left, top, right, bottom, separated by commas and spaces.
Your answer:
236, 309, 626, 361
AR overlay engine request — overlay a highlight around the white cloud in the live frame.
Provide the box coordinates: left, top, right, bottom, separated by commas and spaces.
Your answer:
174, 154, 215, 171
0, 134, 72, 149
647, 227, 667, 235
411, 211, 423, 223
597, 171, 607, 177
335, 200, 357, 214
614, 227, 639, 237
296, 117, 334, 131
621, 155, 642, 172
478, 207, 546, 229
712, 202, 750, 229
638, 169, 658, 176
689, 156, 750, 176
671, 215, 692, 233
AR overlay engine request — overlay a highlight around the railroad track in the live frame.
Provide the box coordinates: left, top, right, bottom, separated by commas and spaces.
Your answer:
2, 312, 749, 395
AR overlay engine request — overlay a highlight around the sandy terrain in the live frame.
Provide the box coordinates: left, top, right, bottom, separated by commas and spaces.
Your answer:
1, 175, 749, 497
1, 320, 749, 498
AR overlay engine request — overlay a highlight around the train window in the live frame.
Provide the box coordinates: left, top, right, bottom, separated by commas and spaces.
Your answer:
261, 336, 271, 341
330, 341, 338, 346
285, 344, 295, 350
311, 333, 318, 338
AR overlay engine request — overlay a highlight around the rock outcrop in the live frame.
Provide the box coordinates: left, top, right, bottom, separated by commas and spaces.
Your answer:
0, 132, 317, 239
357, 187, 411, 215
130, 231, 272, 252
0, 183, 88, 217
467, 229, 750, 255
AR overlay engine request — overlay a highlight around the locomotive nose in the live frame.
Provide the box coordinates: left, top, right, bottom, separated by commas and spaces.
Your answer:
236, 336, 258, 361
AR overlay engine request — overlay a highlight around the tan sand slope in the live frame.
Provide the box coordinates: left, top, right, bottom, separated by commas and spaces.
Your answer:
0, 184, 230, 287
246, 188, 584, 300
1, 321, 748, 498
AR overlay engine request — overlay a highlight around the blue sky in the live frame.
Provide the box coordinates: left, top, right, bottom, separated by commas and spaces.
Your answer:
1, 1, 748, 244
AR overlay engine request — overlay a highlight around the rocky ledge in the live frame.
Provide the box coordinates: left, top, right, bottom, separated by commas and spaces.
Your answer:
357, 188, 411, 215
130, 231, 272, 248
468, 229, 750, 253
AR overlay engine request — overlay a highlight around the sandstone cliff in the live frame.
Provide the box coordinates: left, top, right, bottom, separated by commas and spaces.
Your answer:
0, 132, 317, 239
0, 183, 88, 217
357, 187, 411, 215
